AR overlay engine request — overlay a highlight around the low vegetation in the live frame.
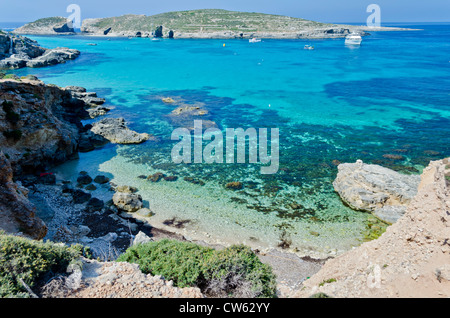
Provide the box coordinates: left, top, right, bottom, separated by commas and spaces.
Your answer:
0, 232, 89, 298
87, 9, 333, 34
116, 239, 277, 298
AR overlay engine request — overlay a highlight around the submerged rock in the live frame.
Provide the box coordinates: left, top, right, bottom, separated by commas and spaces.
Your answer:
90, 118, 151, 144
72, 189, 92, 204
77, 174, 93, 185
225, 181, 244, 190
86, 197, 105, 212
94, 175, 110, 184
333, 160, 421, 223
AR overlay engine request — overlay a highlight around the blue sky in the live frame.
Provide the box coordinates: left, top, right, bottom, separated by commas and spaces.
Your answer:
0, 0, 448, 23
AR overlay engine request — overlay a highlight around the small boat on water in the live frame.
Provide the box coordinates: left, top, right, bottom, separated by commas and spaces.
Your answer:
87, 43, 97, 46
249, 38, 261, 43
151, 37, 161, 42
304, 45, 314, 50
345, 33, 362, 45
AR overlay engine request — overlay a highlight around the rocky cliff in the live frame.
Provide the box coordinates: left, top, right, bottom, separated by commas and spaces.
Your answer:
0, 78, 90, 239
0, 33, 80, 70
0, 78, 87, 174
0, 152, 47, 240
296, 158, 450, 298
0, 77, 152, 240
13, 17, 75, 35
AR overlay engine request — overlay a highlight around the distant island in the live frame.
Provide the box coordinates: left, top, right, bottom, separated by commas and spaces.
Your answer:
13, 9, 414, 39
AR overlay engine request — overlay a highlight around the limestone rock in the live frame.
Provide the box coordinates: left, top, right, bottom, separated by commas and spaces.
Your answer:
26, 47, 80, 68
136, 208, 154, 217
0, 79, 87, 175
133, 231, 153, 245
296, 159, 450, 298
0, 152, 47, 239
333, 160, 420, 223
0, 34, 79, 70
112, 191, 143, 212
90, 118, 150, 144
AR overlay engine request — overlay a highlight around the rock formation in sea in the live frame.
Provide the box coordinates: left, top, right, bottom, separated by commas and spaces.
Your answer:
333, 160, 421, 224
0, 33, 80, 70
296, 158, 450, 298
0, 77, 112, 238
90, 117, 151, 144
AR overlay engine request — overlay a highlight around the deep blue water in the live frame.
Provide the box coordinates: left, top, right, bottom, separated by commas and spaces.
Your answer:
7, 24, 450, 255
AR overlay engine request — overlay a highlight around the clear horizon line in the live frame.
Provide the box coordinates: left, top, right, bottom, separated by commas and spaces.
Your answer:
1, 20, 449, 23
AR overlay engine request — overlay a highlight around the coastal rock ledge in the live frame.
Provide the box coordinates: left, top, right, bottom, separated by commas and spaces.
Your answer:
90, 117, 151, 144
333, 160, 421, 224
296, 158, 450, 298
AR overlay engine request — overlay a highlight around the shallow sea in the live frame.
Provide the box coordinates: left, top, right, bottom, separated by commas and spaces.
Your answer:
8, 23, 450, 257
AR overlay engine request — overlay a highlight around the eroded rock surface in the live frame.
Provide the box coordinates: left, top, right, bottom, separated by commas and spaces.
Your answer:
333, 160, 421, 223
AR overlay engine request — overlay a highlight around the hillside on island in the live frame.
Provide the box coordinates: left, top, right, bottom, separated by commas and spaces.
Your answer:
14, 9, 408, 39
13, 17, 75, 35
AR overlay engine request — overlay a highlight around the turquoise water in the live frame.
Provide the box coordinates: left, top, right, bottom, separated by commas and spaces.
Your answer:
11, 24, 450, 257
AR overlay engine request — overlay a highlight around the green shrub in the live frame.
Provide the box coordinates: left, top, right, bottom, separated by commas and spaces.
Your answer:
201, 245, 277, 298
116, 239, 277, 298
117, 239, 215, 288
319, 278, 337, 287
0, 232, 87, 298
3, 74, 20, 81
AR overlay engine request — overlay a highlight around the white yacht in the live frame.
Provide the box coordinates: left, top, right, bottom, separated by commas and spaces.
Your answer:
345, 33, 362, 45
249, 38, 261, 43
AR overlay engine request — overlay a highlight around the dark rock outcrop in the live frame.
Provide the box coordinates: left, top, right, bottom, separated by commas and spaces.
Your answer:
154, 26, 163, 38
0, 152, 47, 239
53, 23, 75, 33
0, 78, 88, 175
0, 34, 80, 70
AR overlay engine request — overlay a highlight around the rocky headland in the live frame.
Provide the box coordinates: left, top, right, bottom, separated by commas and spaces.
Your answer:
296, 158, 450, 298
14, 9, 416, 39
13, 17, 76, 35
0, 32, 79, 70
0, 77, 149, 241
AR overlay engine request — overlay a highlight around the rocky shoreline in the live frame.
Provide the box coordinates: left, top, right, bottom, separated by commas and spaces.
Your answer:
1, 76, 448, 298
0, 33, 80, 70
0, 76, 325, 297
